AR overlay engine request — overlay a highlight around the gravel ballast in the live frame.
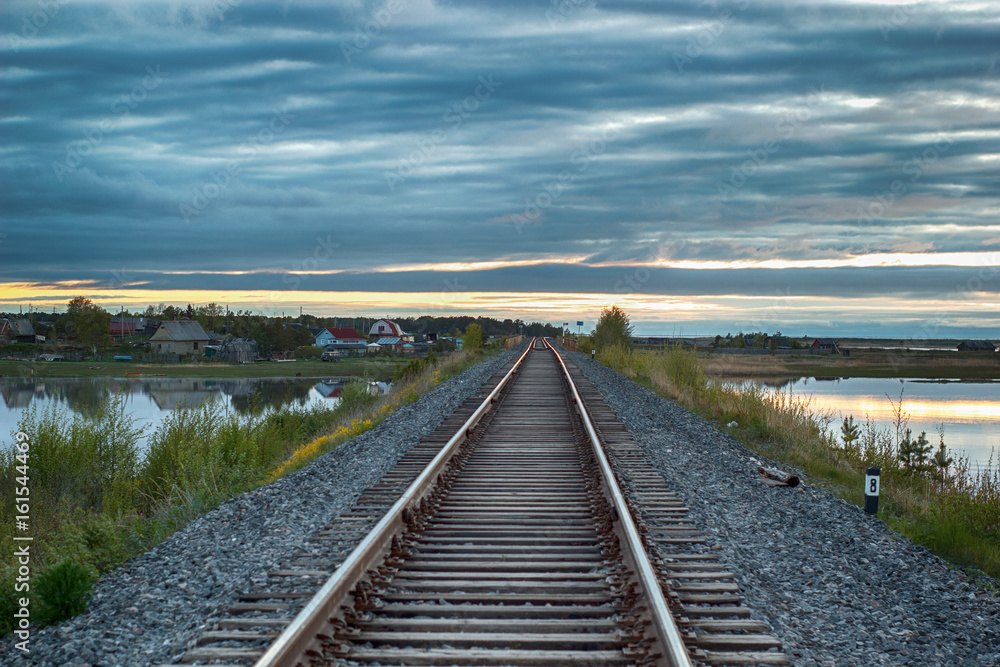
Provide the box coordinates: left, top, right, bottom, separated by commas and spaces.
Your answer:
3, 348, 521, 667
568, 350, 1000, 667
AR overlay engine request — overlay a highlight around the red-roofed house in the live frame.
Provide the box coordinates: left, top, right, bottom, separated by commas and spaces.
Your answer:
368, 319, 406, 341
315, 327, 366, 348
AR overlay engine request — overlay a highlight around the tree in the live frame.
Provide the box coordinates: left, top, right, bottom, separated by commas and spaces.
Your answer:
592, 305, 633, 351
840, 415, 860, 450
932, 432, 953, 482
463, 322, 484, 352
66, 297, 111, 355
897, 429, 932, 474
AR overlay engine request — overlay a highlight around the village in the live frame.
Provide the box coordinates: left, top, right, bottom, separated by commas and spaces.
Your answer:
0, 301, 564, 367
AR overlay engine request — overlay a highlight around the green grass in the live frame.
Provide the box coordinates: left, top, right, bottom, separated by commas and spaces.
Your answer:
598, 343, 1000, 582
0, 344, 501, 634
0, 358, 405, 380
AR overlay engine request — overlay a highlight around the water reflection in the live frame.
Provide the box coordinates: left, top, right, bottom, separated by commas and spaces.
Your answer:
0, 376, 365, 448
731, 376, 1000, 470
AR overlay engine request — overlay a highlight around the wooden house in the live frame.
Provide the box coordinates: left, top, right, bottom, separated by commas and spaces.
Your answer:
811, 338, 839, 354
215, 338, 260, 363
369, 319, 406, 341
957, 341, 996, 352
149, 320, 212, 356
0, 318, 36, 344
315, 327, 366, 348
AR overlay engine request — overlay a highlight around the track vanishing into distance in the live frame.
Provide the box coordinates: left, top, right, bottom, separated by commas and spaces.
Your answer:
162, 339, 787, 667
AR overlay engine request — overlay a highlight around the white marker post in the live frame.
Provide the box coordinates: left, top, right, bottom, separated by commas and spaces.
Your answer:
864, 466, 880, 515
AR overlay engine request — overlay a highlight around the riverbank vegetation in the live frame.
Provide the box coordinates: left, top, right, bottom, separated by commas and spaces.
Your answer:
580, 306, 998, 580
597, 341, 1000, 580
0, 344, 497, 633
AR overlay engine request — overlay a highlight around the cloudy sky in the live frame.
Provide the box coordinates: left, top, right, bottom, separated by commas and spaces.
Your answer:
2, 0, 999, 337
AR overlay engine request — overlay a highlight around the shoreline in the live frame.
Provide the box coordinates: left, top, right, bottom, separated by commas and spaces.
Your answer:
0, 358, 404, 381
699, 348, 1000, 380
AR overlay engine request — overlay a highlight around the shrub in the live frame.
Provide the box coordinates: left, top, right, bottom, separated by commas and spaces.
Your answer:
593, 305, 633, 351
34, 558, 93, 626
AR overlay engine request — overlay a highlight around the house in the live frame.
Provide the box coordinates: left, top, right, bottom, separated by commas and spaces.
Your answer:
375, 336, 404, 351
214, 338, 260, 363
0, 319, 36, 344
368, 319, 406, 341
323, 342, 368, 358
110, 316, 144, 337
767, 336, 792, 349
315, 327, 366, 348
957, 341, 996, 352
812, 338, 840, 354
149, 320, 212, 356
143, 319, 162, 337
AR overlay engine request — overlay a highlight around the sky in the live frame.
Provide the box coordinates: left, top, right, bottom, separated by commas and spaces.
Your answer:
2, 0, 999, 337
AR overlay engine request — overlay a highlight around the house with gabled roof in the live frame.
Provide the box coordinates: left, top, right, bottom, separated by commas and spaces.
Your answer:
315, 327, 366, 348
812, 338, 839, 354
149, 320, 211, 356
368, 319, 405, 341
0, 318, 36, 344
957, 341, 996, 352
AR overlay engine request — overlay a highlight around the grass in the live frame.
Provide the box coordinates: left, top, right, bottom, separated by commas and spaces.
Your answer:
0, 344, 497, 634
597, 343, 1000, 582
0, 358, 405, 380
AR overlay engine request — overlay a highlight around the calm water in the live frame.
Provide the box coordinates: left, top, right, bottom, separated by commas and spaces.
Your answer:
0, 376, 388, 450
741, 376, 999, 472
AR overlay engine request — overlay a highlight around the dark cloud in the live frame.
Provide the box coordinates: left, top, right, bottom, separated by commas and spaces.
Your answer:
1, 0, 998, 333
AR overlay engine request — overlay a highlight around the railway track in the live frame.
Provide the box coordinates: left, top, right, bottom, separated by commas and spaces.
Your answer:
162, 339, 787, 667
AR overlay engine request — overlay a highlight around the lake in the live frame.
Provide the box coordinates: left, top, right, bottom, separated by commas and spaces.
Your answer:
742, 376, 999, 472
0, 376, 391, 450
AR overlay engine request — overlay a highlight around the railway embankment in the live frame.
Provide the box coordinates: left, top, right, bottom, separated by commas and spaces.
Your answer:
569, 350, 1000, 666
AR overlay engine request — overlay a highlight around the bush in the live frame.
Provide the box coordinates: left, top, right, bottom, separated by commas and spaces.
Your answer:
337, 381, 379, 414
463, 323, 484, 352
294, 346, 325, 359
34, 558, 93, 626
593, 305, 633, 351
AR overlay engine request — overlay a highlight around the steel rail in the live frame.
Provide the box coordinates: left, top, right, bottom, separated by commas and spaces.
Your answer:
544, 337, 695, 667
253, 339, 536, 667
